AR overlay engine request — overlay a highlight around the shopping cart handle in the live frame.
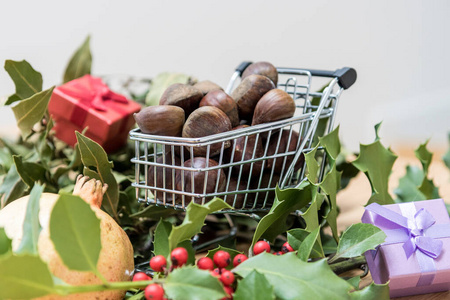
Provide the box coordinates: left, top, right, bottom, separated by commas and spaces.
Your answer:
235, 61, 253, 75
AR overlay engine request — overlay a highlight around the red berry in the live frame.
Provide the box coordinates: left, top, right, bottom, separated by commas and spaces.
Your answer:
144, 284, 165, 300
273, 251, 283, 256
150, 255, 167, 272
213, 250, 231, 268
133, 272, 152, 282
253, 240, 271, 255
281, 242, 294, 253
232, 254, 248, 267
220, 270, 235, 286
210, 267, 221, 278
223, 285, 234, 299
197, 257, 214, 271
171, 247, 189, 267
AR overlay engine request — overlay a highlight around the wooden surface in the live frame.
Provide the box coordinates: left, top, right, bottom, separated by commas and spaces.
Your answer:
336, 148, 450, 299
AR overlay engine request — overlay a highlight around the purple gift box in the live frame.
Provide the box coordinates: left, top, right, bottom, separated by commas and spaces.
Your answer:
361, 199, 450, 298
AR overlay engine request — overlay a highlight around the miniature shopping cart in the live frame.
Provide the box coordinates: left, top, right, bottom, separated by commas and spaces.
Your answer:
129, 61, 356, 213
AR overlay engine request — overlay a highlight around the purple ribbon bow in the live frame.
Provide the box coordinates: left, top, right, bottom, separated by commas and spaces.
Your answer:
364, 202, 449, 287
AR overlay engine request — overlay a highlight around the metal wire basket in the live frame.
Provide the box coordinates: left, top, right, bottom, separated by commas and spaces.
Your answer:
130, 61, 356, 213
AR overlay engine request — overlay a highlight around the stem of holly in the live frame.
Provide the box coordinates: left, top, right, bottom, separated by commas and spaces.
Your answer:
54, 279, 163, 296
329, 255, 366, 275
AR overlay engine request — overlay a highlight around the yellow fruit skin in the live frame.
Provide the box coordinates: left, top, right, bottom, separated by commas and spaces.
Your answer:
0, 194, 134, 300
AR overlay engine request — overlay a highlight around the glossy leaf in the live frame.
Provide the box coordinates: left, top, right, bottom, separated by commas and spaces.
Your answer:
76, 132, 119, 221
297, 227, 321, 261
321, 164, 341, 242
352, 124, 397, 205
0, 228, 12, 256
0, 254, 56, 299
15, 183, 44, 255
168, 199, 231, 252
11, 87, 54, 139
4, 60, 42, 105
164, 267, 226, 300
206, 245, 242, 270
319, 125, 341, 163
251, 184, 314, 247
153, 218, 172, 257
287, 228, 324, 259
233, 253, 353, 299
145, 72, 191, 106
350, 282, 390, 300
233, 270, 275, 300
63, 36, 92, 83
130, 204, 176, 219
304, 144, 320, 183
0, 165, 26, 208
331, 223, 386, 263
13, 155, 47, 189
300, 187, 323, 233
49, 194, 101, 272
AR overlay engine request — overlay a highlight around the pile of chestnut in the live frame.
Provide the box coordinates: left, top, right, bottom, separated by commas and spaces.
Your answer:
134, 62, 304, 208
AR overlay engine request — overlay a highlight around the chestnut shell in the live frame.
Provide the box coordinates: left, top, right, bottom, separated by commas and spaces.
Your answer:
134, 105, 185, 136
147, 153, 183, 203
251, 89, 296, 126
265, 130, 304, 174
199, 90, 240, 127
159, 83, 203, 117
194, 80, 223, 96
242, 61, 278, 86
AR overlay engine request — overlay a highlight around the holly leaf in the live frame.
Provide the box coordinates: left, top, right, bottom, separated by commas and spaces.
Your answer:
206, 245, 242, 270
319, 125, 341, 163
4, 60, 43, 105
49, 194, 102, 273
287, 228, 324, 259
13, 155, 47, 189
11, 87, 55, 139
350, 282, 390, 300
320, 164, 341, 242
233, 270, 275, 300
0, 254, 56, 299
168, 199, 232, 252
394, 167, 427, 202
153, 218, 173, 257
352, 123, 397, 205
443, 132, 450, 171
233, 253, 353, 299
0, 227, 12, 256
130, 204, 176, 219
63, 36, 92, 83
251, 184, 314, 247
145, 72, 191, 106
304, 144, 320, 183
297, 227, 321, 261
330, 223, 386, 263
15, 183, 44, 255
76, 132, 119, 221
164, 267, 226, 300
0, 165, 26, 208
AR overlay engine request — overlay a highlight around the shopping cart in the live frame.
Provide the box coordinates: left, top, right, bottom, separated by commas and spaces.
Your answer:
129, 61, 356, 213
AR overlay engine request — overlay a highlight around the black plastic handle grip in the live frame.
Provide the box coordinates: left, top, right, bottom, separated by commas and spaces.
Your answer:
236, 61, 357, 90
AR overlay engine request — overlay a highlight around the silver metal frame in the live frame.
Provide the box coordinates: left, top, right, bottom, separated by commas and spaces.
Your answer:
130, 66, 344, 213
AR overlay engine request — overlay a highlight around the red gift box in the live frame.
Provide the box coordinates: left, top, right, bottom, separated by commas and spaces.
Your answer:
48, 75, 141, 153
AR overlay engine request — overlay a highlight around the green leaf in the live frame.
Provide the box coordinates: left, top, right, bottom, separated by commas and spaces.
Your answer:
63, 36, 92, 83
145, 72, 191, 106
0, 228, 12, 256
443, 132, 450, 171
394, 167, 427, 202
304, 144, 320, 183
15, 183, 44, 255
11, 87, 55, 139
36, 118, 54, 168
76, 132, 119, 221
206, 245, 242, 270
168, 198, 231, 252
297, 227, 321, 261
415, 140, 432, 176
130, 204, 176, 219
301, 187, 323, 233
49, 194, 102, 272
233, 270, 275, 300
4, 60, 43, 105
153, 218, 172, 257
330, 223, 386, 263
13, 155, 47, 189
352, 124, 397, 205
347, 276, 361, 290
319, 125, 341, 163
251, 184, 314, 247
320, 164, 341, 242
287, 228, 324, 259
0, 165, 26, 208
0, 254, 56, 299
349, 282, 390, 300
164, 267, 226, 300
233, 253, 353, 300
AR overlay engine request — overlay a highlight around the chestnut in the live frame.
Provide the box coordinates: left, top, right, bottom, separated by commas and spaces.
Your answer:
194, 80, 223, 96
265, 130, 304, 174
199, 90, 240, 127
251, 89, 296, 126
159, 83, 203, 117
231, 74, 275, 122
223, 178, 254, 209
242, 61, 278, 86
147, 153, 183, 203
134, 105, 185, 136
250, 171, 281, 207
182, 106, 232, 157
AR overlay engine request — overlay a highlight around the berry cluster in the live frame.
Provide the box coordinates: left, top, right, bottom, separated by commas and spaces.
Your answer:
253, 240, 295, 256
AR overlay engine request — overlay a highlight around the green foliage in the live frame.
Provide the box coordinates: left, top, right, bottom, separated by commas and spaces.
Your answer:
443, 133, 450, 171
153, 218, 172, 257
0, 228, 12, 256
63, 36, 92, 83
330, 223, 386, 263
145, 72, 192, 106
352, 123, 397, 205
206, 245, 243, 270
287, 228, 324, 259
233, 270, 275, 300
4, 60, 43, 105
164, 267, 226, 300
0, 165, 26, 208
15, 183, 44, 255
49, 194, 102, 273
297, 227, 321, 261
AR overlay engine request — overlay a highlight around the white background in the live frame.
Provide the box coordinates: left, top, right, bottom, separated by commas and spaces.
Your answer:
1, 0, 449, 152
